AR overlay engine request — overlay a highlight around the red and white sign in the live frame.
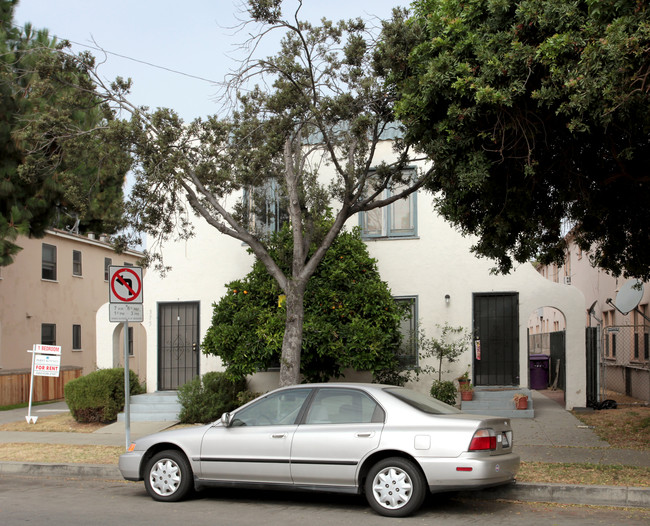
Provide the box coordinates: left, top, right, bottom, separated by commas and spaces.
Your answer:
109, 266, 143, 304
32, 344, 61, 355
34, 354, 61, 377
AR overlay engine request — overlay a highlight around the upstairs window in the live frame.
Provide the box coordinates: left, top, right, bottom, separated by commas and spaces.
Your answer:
104, 257, 112, 281
360, 173, 417, 239
244, 180, 288, 238
73, 250, 82, 276
42, 244, 57, 281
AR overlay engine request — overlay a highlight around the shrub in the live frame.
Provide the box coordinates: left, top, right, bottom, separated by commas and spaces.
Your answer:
64, 368, 144, 423
430, 380, 457, 406
178, 372, 247, 423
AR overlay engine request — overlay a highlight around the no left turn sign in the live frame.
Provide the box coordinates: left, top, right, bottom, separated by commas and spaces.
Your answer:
109, 266, 143, 304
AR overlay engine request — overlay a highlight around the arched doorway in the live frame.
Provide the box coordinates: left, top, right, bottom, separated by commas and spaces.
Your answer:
527, 306, 566, 402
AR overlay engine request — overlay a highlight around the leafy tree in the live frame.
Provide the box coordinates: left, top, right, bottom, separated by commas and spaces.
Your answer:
91, 0, 434, 386
0, 0, 130, 265
379, 0, 650, 279
203, 224, 408, 383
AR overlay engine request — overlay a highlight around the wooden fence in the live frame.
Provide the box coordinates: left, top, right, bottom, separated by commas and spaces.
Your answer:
0, 366, 82, 406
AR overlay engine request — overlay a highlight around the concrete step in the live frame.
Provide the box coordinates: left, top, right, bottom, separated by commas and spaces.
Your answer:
118, 391, 181, 422
461, 387, 534, 419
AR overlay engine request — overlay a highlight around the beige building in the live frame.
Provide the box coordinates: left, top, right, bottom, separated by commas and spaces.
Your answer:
0, 229, 146, 384
533, 234, 650, 402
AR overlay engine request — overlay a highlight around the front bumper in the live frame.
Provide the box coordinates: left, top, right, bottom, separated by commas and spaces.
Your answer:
119, 450, 146, 481
418, 452, 520, 493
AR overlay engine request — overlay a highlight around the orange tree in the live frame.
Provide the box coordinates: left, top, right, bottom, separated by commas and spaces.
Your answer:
202, 224, 410, 383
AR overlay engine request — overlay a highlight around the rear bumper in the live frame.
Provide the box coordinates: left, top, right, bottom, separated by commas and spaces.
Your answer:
418, 452, 520, 493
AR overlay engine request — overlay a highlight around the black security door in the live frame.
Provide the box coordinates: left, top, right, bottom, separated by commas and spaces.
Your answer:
473, 293, 519, 386
158, 302, 200, 390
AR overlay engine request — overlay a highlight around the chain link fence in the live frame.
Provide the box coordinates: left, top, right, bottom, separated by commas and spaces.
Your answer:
599, 325, 650, 405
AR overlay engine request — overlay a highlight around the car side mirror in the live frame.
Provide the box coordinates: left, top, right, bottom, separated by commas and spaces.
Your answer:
221, 412, 232, 427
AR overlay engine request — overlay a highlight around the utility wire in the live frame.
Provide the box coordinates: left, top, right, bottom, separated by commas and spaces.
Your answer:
12, 22, 221, 85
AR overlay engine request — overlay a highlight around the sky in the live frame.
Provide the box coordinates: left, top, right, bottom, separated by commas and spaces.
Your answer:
14, 0, 411, 122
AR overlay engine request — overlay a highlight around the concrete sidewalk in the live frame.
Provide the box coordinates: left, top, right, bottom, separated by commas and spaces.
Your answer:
0, 391, 648, 509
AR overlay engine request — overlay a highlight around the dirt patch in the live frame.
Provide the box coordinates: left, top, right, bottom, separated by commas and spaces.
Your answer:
573, 406, 650, 451
0, 443, 122, 464
0, 412, 105, 433
518, 461, 650, 487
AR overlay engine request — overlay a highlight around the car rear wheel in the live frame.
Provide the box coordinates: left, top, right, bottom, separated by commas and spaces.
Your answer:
364, 457, 427, 517
144, 450, 193, 502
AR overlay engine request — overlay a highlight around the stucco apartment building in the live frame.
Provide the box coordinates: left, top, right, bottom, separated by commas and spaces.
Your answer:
0, 229, 146, 403
533, 234, 650, 403
96, 139, 589, 410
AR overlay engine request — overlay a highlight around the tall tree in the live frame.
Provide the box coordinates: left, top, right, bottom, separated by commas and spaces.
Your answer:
379, 0, 650, 278
0, 0, 130, 265
94, 0, 433, 386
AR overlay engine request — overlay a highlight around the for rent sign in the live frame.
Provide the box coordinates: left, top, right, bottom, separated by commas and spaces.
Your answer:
34, 354, 61, 377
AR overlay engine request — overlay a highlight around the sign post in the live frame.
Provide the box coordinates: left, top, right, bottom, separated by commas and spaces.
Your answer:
109, 266, 143, 449
26, 344, 62, 423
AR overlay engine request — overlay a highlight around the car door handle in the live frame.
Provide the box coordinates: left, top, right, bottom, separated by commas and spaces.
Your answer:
356, 432, 375, 438
272, 434, 286, 439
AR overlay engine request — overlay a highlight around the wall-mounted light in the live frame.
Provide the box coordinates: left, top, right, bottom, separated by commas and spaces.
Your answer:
444, 294, 450, 305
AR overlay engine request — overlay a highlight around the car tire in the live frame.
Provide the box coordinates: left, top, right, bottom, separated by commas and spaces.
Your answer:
144, 450, 193, 502
364, 457, 427, 517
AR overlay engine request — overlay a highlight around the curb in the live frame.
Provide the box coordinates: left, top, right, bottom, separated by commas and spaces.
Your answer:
1, 462, 649, 508
457, 481, 650, 508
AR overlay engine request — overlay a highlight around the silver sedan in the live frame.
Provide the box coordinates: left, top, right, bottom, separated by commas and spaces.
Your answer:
119, 383, 519, 517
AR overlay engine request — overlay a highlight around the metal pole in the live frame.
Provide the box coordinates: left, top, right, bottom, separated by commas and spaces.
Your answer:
124, 320, 130, 450
26, 350, 37, 424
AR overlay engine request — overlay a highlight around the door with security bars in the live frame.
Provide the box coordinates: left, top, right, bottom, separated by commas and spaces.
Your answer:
473, 293, 519, 386
158, 302, 200, 390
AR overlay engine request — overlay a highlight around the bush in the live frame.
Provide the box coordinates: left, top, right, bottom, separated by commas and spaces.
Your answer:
178, 372, 247, 423
430, 380, 457, 406
64, 368, 144, 423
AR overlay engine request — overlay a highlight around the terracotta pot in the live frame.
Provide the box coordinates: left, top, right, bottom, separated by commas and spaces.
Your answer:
461, 390, 474, 401
515, 397, 528, 409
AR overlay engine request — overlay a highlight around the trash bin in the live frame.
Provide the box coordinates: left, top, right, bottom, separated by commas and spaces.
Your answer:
529, 354, 550, 390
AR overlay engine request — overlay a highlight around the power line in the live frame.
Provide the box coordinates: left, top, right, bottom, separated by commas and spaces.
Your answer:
12, 22, 221, 85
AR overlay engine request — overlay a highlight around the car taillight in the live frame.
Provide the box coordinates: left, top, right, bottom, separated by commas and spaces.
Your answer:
469, 429, 497, 451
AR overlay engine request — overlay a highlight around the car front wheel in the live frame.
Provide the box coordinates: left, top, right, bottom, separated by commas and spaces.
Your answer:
144, 450, 193, 502
364, 457, 427, 517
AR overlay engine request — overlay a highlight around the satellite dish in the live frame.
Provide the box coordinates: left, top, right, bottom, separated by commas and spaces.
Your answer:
615, 279, 644, 315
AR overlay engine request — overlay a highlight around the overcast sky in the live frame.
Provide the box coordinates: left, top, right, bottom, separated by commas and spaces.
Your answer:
14, 0, 410, 121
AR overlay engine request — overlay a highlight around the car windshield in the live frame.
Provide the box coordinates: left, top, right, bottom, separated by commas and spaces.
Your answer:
384, 387, 462, 415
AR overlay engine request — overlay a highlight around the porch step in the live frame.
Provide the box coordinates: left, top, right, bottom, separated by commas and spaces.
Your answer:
461, 387, 534, 419
117, 391, 181, 422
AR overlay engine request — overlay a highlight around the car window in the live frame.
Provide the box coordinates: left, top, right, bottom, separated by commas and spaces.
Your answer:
231, 389, 311, 426
384, 387, 461, 414
305, 388, 384, 424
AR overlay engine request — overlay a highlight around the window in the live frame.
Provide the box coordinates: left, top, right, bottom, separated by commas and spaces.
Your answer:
395, 296, 417, 367
360, 175, 417, 239
305, 388, 384, 424
41, 324, 56, 345
73, 250, 82, 276
42, 244, 57, 280
231, 388, 312, 427
104, 258, 112, 281
244, 180, 288, 237
72, 325, 82, 350
128, 326, 134, 356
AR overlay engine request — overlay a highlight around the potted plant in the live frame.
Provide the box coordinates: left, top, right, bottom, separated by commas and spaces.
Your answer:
459, 382, 474, 401
457, 367, 471, 390
513, 393, 528, 409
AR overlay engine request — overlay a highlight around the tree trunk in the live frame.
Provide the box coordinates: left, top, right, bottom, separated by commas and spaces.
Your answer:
279, 279, 306, 386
